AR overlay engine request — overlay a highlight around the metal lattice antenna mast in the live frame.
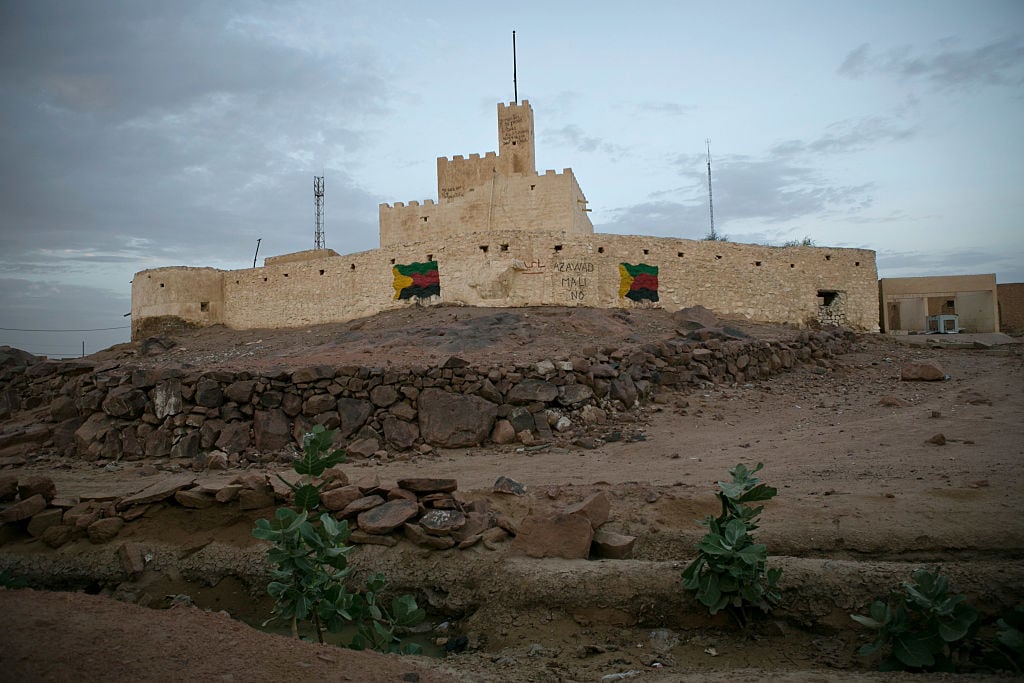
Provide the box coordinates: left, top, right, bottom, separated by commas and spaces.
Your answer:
313, 176, 325, 250
705, 139, 716, 240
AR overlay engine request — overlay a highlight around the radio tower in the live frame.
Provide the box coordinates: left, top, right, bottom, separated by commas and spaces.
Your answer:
705, 139, 717, 241
313, 176, 325, 250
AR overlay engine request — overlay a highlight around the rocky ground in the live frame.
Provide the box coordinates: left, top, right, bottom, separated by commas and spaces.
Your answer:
1, 306, 1023, 682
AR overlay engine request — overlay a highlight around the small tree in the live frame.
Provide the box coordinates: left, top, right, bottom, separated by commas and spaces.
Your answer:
681, 463, 782, 628
252, 425, 425, 651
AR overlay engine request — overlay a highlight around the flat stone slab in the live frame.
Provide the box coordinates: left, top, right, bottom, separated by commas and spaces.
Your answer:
116, 474, 197, 510
357, 498, 419, 534
396, 478, 457, 494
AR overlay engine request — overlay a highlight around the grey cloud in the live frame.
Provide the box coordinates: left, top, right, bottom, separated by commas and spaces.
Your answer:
877, 248, 1024, 282
637, 101, 694, 117
544, 125, 627, 158
771, 115, 916, 157
0, 278, 131, 356
685, 156, 874, 224
839, 36, 1024, 89
596, 200, 708, 239
0, 3, 386, 278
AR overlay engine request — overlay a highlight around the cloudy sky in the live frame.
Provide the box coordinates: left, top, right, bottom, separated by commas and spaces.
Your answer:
1, 1, 1022, 356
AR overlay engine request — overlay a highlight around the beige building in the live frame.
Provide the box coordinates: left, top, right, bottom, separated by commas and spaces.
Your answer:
132, 101, 880, 339
879, 274, 1000, 333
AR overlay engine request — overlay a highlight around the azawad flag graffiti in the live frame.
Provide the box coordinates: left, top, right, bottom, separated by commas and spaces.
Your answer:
618, 263, 659, 302
393, 261, 440, 300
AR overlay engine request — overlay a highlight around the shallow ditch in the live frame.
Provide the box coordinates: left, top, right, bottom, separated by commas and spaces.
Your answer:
3, 531, 1023, 678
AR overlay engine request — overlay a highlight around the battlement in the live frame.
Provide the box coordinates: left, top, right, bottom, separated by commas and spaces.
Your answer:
498, 99, 531, 110
438, 151, 499, 165
380, 199, 437, 211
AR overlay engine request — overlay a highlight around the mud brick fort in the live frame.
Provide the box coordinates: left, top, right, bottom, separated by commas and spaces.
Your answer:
131, 101, 880, 337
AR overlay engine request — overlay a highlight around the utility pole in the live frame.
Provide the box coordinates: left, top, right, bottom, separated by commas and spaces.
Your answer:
705, 138, 717, 241
314, 176, 325, 250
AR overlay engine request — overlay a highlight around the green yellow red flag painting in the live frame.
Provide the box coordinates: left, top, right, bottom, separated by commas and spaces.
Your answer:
393, 261, 440, 300
618, 263, 658, 302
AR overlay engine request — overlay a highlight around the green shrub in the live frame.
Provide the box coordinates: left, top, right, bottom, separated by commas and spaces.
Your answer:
996, 607, 1024, 673
681, 462, 782, 628
852, 567, 979, 671
252, 425, 425, 652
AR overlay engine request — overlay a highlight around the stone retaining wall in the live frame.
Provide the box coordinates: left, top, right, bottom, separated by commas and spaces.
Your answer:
0, 329, 854, 467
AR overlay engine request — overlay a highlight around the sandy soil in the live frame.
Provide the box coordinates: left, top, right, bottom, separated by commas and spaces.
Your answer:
1, 306, 1022, 681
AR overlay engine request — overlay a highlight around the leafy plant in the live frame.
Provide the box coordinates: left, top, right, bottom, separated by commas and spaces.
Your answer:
993, 606, 1024, 673
0, 569, 28, 589
783, 236, 816, 247
851, 567, 979, 671
349, 573, 427, 654
681, 462, 782, 628
252, 425, 425, 652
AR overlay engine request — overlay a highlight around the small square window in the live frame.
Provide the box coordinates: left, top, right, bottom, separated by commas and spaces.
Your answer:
500, 244, 509, 252
319, 269, 324, 275
554, 245, 563, 252
598, 247, 605, 254
480, 245, 489, 253
677, 252, 684, 257
200, 301, 209, 312
755, 261, 762, 267
643, 248, 649, 255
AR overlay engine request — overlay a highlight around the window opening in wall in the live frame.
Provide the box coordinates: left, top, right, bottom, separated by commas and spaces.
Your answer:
677, 251, 684, 257
159, 283, 164, 287
816, 289, 847, 326
319, 269, 324, 275
421, 216, 428, 222
284, 273, 289, 277
479, 245, 489, 253
554, 244, 563, 252
235, 280, 239, 284
643, 248, 649, 255
825, 254, 832, 261
350, 264, 356, 270
530, 184, 535, 190
945, 300, 955, 308
200, 301, 209, 312
755, 261, 762, 267
715, 255, 722, 260
790, 264, 795, 268
427, 254, 433, 261
263, 277, 267, 282
390, 258, 395, 264
855, 261, 860, 266
500, 244, 509, 251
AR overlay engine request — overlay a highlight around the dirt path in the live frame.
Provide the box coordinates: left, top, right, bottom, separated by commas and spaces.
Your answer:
1, 308, 1022, 681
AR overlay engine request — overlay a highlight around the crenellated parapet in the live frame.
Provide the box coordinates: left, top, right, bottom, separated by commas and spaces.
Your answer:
131, 97, 882, 340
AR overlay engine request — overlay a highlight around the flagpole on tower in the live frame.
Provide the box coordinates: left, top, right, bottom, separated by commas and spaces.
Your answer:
512, 30, 518, 103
